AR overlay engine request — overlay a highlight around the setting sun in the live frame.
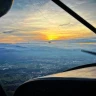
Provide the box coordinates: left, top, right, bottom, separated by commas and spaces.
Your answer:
47, 34, 58, 41
40, 28, 93, 41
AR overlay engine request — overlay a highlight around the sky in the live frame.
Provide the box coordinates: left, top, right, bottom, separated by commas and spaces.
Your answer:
0, 0, 96, 43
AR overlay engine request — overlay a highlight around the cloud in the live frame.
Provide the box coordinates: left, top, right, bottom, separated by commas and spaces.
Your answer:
0, 35, 25, 43
59, 22, 78, 27
2, 30, 15, 34
59, 22, 71, 26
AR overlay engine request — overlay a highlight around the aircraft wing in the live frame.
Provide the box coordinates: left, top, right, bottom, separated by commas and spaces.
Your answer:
46, 65, 96, 79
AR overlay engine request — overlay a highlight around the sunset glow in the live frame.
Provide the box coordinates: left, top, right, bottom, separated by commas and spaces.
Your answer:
0, 0, 95, 43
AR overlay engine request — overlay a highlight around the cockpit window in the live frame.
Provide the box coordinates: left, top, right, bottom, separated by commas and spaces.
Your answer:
0, 0, 96, 96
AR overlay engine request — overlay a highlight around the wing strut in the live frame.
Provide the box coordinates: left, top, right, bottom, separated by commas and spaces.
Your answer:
52, 0, 96, 34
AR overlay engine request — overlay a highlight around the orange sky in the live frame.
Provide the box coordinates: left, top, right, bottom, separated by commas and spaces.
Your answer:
0, 28, 94, 43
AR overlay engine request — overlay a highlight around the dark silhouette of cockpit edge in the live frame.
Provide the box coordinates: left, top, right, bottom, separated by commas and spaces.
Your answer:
0, 0, 13, 17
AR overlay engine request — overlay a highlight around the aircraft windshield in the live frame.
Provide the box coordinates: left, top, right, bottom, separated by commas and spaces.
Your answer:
0, 0, 96, 96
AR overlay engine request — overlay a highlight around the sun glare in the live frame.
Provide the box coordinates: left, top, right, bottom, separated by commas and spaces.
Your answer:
47, 34, 58, 41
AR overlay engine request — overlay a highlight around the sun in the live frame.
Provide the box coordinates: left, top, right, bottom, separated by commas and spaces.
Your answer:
41, 30, 60, 41
47, 34, 58, 41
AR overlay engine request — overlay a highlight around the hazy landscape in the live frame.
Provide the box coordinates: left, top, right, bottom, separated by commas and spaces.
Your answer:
0, 38, 96, 96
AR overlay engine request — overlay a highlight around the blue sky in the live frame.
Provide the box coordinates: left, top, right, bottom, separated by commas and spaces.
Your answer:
0, 0, 96, 43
